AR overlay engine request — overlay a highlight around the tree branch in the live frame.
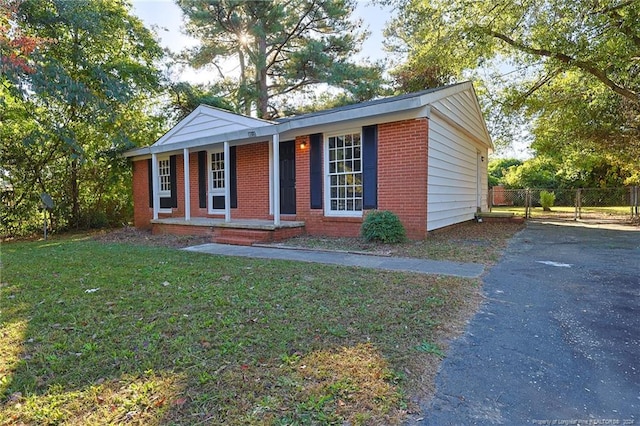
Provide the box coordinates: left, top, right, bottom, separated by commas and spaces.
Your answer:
487, 30, 640, 104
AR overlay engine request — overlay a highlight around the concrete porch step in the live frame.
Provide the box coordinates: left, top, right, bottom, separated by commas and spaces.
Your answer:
213, 236, 257, 246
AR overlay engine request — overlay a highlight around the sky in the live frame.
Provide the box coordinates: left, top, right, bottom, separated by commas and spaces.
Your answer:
131, 0, 392, 85
130, 1, 531, 159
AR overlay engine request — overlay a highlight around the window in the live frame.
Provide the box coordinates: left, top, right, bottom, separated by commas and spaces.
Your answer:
158, 157, 171, 197
326, 132, 362, 215
210, 152, 225, 189
209, 151, 226, 211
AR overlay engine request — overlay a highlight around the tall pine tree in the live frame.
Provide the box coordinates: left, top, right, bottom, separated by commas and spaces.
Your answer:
177, 0, 385, 118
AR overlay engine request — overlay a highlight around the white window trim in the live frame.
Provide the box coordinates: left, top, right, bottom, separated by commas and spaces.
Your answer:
207, 148, 226, 214
157, 155, 172, 213
323, 129, 364, 218
157, 156, 171, 198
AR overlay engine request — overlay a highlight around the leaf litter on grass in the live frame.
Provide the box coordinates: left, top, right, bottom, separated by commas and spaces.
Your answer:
1, 220, 522, 424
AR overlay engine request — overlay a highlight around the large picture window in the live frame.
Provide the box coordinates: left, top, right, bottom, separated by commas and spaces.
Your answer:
326, 132, 362, 215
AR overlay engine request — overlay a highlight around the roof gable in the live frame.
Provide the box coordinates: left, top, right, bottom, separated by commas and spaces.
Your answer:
154, 105, 274, 147
124, 82, 492, 157
428, 84, 493, 150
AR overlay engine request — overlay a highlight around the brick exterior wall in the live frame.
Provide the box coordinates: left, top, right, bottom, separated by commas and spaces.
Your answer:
132, 118, 430, 240
235, 142, 271, 219
377, 118, 429, 239
292, 119, 429, 239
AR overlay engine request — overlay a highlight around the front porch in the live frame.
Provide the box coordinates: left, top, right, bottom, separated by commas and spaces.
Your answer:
151, 217, 305, 246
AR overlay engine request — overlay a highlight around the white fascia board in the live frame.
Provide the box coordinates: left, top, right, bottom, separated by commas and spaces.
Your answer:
275, 96, 426, 136
278, 106, 431, 140
123, 146, 151, 158
153, 105, 276, 147
148, 124, 278, 155
198, 104, 276, 127
418, 81, 473, 105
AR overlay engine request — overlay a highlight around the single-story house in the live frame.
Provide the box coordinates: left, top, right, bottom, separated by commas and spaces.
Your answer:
124, 81, 493, 245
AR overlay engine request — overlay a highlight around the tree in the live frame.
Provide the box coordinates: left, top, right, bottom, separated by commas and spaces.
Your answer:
488, 158, 523, 187
525, 71, 639, 185
1, 0, 164, 235
168, 81, 234, 121
502, 157, 559, 189
385, 0, 639, 181
177, 0, 385, 119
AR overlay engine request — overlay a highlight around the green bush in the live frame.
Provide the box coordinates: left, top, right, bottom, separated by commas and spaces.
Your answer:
539, 190, 556, 211
361, 210, 406, 243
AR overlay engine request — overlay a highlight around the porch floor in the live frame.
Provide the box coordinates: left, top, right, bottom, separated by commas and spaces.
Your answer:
150, 217, 305, 246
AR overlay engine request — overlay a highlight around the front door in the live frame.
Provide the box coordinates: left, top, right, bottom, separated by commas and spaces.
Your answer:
279, 140, 296, 214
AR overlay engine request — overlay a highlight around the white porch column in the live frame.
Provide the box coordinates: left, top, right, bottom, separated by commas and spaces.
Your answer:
223, 141, 231, 222
272, 133, 281, 226
151, 152, 159, 220
183, 148, 191, 221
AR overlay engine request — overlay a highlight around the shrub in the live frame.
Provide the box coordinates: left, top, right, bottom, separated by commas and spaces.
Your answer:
361, 210, 406, 243
539, 190, 556, 211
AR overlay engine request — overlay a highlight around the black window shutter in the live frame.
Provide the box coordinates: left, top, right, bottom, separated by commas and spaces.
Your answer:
198, 151, 207, 208
147, 159, 153, 208
362, 125, 378, 210
163, 155, 177, 208
310, 133, 323, 209
230, 146, 238, 208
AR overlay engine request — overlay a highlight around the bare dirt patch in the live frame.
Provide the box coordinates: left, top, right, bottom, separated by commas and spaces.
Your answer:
92, 226, 211, 248
275, 221, 525, 265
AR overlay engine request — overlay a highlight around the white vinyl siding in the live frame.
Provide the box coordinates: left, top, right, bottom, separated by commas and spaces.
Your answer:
427, 114, 487, 231
154, 105, 271, 147
426, 90, 490, 231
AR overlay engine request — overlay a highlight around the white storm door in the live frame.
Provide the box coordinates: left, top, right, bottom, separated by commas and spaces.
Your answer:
208, 150, 226, 213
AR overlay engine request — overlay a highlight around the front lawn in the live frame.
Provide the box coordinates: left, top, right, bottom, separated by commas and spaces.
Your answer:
1, 235, 484, 425
279, 221, 524, 265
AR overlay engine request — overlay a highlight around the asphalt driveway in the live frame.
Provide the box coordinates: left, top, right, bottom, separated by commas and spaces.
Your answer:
418, 220, 640, 425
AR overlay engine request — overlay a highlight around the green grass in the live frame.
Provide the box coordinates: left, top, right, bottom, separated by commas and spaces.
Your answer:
0, 237, 481, 425
283, 222, 524, 265
491, 205, 633, 217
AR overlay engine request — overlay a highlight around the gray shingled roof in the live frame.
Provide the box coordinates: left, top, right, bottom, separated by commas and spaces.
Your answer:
276, 82, 467, 123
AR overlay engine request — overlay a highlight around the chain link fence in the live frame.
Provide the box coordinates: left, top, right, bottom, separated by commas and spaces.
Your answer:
490, 186, 640, 222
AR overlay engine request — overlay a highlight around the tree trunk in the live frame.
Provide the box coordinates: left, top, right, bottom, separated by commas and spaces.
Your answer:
238, 48, 251, 116
256, 35, 268, 119
70, 157, 80, 228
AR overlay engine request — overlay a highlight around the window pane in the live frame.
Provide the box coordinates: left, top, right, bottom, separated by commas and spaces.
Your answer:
210, 152, 225, 190
327, 132, 363, 213
158, 159, 171, 192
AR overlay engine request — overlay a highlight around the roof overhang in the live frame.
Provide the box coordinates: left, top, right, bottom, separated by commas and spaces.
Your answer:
124, 81, 493, 158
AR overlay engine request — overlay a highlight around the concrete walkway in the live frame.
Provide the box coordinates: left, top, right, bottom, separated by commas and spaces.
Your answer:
183, 243, 485, 278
